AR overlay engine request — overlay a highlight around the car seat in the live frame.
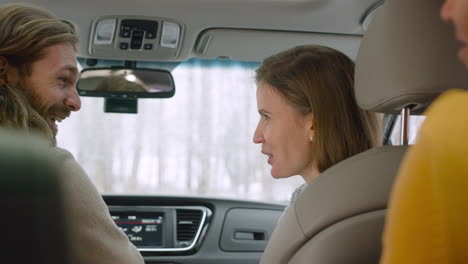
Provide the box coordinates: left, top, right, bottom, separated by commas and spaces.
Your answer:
259, 0, 467, 263
0, 129, 69, 264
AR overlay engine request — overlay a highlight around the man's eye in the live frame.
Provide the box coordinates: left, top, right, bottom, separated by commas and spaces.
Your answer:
262, 113, 270, 120
57, 78, 67, 86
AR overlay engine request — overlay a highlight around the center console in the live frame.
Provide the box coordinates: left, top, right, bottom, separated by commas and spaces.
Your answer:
109, 206, 211, 252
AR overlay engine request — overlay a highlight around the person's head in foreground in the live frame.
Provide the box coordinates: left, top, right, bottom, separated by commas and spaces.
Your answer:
441, 0, 468, 66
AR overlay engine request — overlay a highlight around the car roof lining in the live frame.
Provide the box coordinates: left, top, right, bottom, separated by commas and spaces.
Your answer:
24, 0, 380, 62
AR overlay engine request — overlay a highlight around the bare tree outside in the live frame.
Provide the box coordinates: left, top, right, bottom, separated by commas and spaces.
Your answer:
57, 59, 303, 203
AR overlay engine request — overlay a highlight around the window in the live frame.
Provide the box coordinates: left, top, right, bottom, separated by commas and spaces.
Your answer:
388, 115, 426, 145
58, 58, 303, 203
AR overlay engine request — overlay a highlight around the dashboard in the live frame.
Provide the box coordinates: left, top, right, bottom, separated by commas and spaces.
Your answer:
104, 195, 286, 264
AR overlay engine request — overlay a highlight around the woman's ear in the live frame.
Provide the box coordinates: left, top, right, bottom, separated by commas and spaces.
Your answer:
305, 113, 314, 142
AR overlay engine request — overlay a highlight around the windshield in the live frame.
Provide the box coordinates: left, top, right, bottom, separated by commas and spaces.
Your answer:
57, 58, 303, 203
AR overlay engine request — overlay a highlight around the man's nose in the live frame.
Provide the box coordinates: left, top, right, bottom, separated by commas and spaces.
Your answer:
65, 88, 81, 111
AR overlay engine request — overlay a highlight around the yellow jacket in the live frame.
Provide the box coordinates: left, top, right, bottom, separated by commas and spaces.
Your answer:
380, 90, 468, 263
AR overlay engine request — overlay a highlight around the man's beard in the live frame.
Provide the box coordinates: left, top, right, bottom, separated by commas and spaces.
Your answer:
17, 78, 71, 143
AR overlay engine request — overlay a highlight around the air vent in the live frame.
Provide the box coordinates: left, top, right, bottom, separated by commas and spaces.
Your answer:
176, 209, 203, 242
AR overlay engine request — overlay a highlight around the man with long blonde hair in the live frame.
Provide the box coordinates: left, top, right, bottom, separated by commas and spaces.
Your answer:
0, 3, 144, 264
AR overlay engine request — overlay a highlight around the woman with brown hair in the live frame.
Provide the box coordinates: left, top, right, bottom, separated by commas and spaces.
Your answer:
253, 45, 381, 200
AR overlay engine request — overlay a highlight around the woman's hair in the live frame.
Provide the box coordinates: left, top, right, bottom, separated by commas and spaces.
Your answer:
0, 3, 78, 76
255, 45, 381, 173
0, 83, 54, 144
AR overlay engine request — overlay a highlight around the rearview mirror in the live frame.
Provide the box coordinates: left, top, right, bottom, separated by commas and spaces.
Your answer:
77, 68, 175, 98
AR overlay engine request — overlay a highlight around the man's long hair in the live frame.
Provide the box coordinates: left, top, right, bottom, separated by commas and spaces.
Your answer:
0, 83, 54, 144
0, 3, 78, 144
0, 3, 78, 76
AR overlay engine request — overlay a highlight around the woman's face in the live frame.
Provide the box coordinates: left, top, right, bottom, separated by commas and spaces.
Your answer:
253, 82, 317, 181
441, 0, 468, 66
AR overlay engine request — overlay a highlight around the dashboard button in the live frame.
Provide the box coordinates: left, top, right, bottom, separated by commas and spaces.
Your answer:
146, 31, 156, 39
144, 43, 153, 50
121, 29, 131, 38
120, 42, 129, 49
132, 30, 144, 38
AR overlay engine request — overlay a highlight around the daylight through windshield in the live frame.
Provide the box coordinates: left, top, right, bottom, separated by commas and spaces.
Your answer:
58, 58, 303, 203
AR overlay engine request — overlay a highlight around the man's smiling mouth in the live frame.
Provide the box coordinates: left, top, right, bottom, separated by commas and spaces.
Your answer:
47, 113, 68, 134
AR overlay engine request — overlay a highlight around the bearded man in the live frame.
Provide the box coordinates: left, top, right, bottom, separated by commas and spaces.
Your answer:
0, 3, 144, 264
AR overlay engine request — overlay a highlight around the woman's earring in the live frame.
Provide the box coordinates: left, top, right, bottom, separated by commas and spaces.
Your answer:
309, 125, 315, 142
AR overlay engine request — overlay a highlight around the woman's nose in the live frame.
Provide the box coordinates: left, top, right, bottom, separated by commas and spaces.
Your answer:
253, 124, 264, 144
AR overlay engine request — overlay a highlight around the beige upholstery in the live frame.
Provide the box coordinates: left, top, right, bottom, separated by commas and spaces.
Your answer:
290, 210, 385, 264
260, 146, 408, 264
355, 0, 467, 114
0, 130, 69, 264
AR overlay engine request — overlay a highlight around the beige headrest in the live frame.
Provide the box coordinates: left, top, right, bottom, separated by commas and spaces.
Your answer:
355, 0, 467, 115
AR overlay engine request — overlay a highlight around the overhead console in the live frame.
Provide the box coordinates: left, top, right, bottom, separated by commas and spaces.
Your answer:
89, 16, 184, 61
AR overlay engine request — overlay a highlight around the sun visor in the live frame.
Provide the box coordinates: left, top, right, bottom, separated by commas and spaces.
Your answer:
355, 0, 468, 115
194, 28, 362, 62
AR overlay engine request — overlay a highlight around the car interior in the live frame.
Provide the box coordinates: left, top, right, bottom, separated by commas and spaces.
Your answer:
2, 0, 467, 263
261, 0, 467, 263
